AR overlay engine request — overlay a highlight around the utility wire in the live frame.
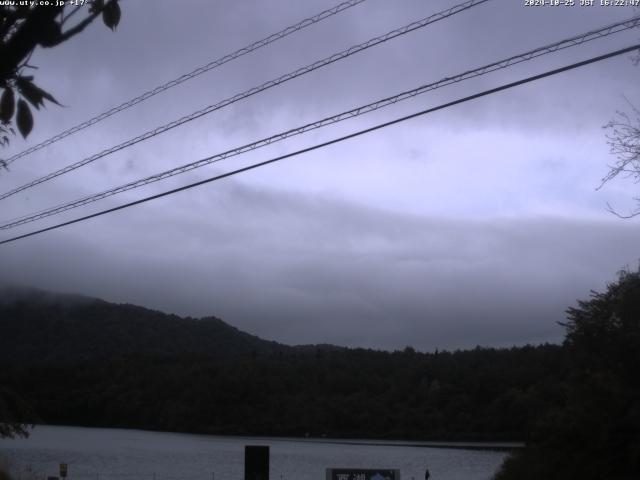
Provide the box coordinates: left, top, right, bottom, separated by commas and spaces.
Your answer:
1, 0, 369, 167
2, 15, 639, 230
1, 44, 637, 247
0, 0, 490, 202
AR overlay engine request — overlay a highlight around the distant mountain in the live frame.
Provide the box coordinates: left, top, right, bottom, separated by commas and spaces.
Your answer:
0, 287, 568, 442
0, 286, 290, 362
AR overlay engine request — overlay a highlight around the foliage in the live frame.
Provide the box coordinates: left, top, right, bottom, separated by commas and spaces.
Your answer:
1, 346, 567, 441
0, 294, 288, 362
0, 291, 566, 441
0, 386, 35, 439
0, 1, 121, 143
494, 268, 640, 480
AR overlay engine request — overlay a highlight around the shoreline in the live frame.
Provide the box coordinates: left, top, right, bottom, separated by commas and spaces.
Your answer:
11, 424, 524, 452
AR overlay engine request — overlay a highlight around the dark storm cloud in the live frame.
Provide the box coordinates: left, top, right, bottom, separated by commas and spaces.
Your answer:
1, 0, 639, 350
1, 180, 637, 350
19, 0, 639, 141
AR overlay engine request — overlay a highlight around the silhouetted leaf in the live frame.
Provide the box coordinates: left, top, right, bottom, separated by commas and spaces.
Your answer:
36, 86, 60, 107
90, 0, 105, 14
102, 0, 121, 30
0, 87, 15, 124
38, 19, 62, 47
16, 76, 61, 110
16, 100, 33, 139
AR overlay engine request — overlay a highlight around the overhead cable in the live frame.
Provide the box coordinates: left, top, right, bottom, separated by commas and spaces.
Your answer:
0, 0, 490, 202
1, 0, 369, 166
1, 43, 637, 246
2, 15, 639, 230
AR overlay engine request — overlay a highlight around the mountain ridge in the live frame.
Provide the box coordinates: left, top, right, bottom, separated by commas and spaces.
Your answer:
0, 286, 294, 362
0, 285, 567, 442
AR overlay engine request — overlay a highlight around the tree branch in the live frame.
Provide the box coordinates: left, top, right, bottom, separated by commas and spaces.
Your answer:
0, 6, 63, 80
60, 4, 84, 27
606, 201, 640, 219
56, 6, 104, 45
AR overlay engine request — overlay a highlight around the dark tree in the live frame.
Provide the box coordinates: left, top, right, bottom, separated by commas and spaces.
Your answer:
0, 386, 35, 439
0, 291, 567, 441
0, 0, 121, 148
494, 267, 640, 480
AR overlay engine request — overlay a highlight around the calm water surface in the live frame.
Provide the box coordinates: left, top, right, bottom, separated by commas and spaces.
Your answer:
0, 426, 509, 480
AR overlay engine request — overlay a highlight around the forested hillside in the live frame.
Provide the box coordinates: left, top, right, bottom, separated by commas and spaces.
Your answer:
3, 269, 637, 479
0, 287, 288, 361
0, 287, 565, 441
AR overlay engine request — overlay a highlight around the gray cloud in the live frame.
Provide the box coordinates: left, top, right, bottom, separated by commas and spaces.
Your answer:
1, 180, 638, 350
1, 0, 639, 350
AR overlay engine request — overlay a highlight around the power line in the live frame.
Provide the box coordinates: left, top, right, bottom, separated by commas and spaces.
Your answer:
1, 44, 637, 247
0, 0, 490, 202
2, 15, 639, 230
1, 0, 369, 167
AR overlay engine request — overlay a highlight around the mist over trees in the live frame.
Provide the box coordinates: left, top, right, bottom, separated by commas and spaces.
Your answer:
1, 267, 638, 478
0, 289, 565, 441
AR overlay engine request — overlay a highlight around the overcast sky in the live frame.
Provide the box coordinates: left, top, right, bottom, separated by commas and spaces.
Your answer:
1, 0, 639, 351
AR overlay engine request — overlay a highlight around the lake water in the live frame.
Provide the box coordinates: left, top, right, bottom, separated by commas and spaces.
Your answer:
0, 426, 510, 480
